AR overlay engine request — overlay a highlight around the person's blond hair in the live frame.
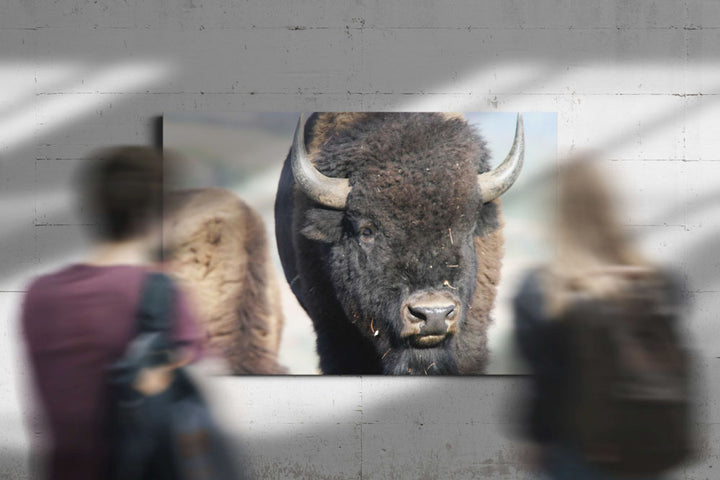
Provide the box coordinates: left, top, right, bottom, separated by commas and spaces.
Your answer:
543, 156, 651, 316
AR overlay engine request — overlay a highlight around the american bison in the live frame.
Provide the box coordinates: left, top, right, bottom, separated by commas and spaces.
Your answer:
275, 113, 524, 374
164, 187, 287, 374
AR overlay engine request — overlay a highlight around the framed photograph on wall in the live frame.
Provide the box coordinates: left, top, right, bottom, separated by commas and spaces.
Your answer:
163, 112, 556, 375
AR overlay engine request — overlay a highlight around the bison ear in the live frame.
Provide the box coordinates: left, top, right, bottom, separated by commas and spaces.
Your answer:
301, 208, 345, 243
475, 200, 501, 237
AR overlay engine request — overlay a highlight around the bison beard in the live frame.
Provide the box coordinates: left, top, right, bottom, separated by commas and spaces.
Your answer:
275, 112, 521, 375
382, 342, 459, 375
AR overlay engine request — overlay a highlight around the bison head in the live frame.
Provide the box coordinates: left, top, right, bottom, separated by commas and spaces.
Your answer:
281, 113, 523, 374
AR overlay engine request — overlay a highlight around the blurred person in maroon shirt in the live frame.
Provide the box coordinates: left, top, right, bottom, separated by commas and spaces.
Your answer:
21, 147, 204, 480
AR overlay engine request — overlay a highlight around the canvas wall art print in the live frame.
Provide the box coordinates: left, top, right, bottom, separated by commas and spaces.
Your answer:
163, 112, 557, 375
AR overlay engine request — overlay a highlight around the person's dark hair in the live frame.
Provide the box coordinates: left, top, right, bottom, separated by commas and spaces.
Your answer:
79, 146, 165, 241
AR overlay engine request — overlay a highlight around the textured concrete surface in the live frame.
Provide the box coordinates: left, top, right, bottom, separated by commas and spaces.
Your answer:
1, 1, 719, 478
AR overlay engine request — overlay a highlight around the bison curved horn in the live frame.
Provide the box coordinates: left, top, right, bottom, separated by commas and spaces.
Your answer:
477, 114, 525, 203
291, 114, 351, 210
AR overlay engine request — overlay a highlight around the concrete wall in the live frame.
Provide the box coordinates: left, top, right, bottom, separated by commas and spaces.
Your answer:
1, 1, 718, 478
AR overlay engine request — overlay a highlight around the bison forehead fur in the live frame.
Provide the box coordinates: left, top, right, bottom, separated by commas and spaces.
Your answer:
275, 113, 507, 375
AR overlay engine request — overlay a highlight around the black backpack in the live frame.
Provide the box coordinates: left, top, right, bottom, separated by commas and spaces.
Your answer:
107, 272, 244, 480
560, 273, 693, 476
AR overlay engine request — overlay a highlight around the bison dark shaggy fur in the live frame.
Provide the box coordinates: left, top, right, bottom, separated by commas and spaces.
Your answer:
275, 113, 520, 375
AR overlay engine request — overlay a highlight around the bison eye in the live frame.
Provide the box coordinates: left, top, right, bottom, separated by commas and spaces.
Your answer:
359, 225, 375, 243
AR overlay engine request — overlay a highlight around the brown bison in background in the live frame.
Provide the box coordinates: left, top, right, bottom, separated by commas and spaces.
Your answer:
164, 188, 286, 374
275, 113, 524, 375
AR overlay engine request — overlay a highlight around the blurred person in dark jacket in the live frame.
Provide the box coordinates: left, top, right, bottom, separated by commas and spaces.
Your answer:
21, 147, 204, 480
513, 158, 692, 480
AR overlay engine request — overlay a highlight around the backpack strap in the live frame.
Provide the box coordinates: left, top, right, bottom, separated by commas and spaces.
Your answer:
108, 273, 177, 397
136, 272, 176, 334
133, 272, 177, 365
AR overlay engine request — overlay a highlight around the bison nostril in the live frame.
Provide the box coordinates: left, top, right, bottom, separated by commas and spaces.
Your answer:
407, 305, 428, 323
407, 304, 456, 325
